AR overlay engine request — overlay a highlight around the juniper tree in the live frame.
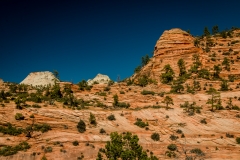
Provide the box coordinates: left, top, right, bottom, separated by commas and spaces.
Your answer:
160, 64, 175, 84
163, 96, 174, 109
206, 88, 220, 111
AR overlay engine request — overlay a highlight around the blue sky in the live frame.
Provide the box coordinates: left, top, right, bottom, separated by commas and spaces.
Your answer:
0, 0, 240, 83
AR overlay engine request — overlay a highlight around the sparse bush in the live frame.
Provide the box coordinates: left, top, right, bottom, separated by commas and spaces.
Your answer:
31, 104, 41, 108
134, 118, 148, 128
0, 141, 30, 156
141, 90, 155, 95
72, 140, 79, 146
77, 120, 86, 133
170, 134, 179, 141
107, 114, 116, 121
89, 113, 97, 126
120, 91, 125, 94
44, 146, 52, 153
99, 128, 106, 134
176, 129, 182, 134
167, 144, 177, 151
15, 113, 25, 120
104, 87, 111, 91
236, 137, 240, 144
151, 133, 160, 141
33, 124, 51, 133
200, 118, 207, 124
190, 148, 205, 156
0, 123, 23, 136
226, 133, 234, 138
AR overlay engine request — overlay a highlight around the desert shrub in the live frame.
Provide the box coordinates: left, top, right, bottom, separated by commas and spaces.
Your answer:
190, 148, 205, 156
228, 75, 235, 82
176, 129, 182, 134
31, 104, 41, 108
165, 151, 176, 158
120, 91, 125, 94
98, 92, 107, 96
107, 114, 116, 121
151, 133, 160, 141
33, 124, 51, 133
15, 113, 25, 120
170, 134, 179, 141
226, 133, 234, 138
232, 105, 240, 110
104, 87, 111, 91
77, 120, 86, 133
99, 128, 106, 134
44, 146, 52, 153
167, 144, 177, 151
141, 90, 155, 95
0, 123, 23, 136
0, 141, 30, 156
158, 92, 165, 97
236, 137, 240, 144
200, 118, 207, 124
117, 102, 130, 108
89, 113, 97, 126
134, 118, 148, 128
72, 140, 79, 146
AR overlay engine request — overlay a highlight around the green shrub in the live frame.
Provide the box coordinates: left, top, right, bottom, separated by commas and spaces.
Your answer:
44, 146, 52, 153
107, 114, 116, 121
99, 128, 106, 134
167, 144, 177, 151
190, 148, 205, 156
151, 133, 160, 141
0, 123, 23, 136
33, 124, 51, 133
32, 104, 41, 108
170, 134, 179, 141
200, 118, 207, 124
117, 102, 130, 108
226, 133, 234, 138
104, 87, 111, 91
120, 91, 125, 94
15, 113, 25, 120
165, 151, 176, 158
236, 137, 240, 144
89, 113, 97, 126
72, 140, 79, 146
77, 120, 86, 133
134, 118, 148, 128
98, 92, 107, 96
176, 129, 182, 134
0, 141, 30, 156
141, 90, 155, 95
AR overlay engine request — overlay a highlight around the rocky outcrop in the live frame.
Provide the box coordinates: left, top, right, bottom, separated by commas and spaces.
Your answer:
133, 28, 240, 81
20, 71, 59, 86
87, 73, 111, 85
0, 78, 3, 84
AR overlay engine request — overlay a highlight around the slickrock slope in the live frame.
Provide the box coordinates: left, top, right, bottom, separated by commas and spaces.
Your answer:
20, 71, 59, 87
87, 73, 111, 85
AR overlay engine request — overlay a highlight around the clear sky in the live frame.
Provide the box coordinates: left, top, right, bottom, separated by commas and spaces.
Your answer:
1, 0, 240, 83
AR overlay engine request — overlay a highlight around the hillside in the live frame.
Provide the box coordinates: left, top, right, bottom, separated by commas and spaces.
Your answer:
0, 28, 240, 160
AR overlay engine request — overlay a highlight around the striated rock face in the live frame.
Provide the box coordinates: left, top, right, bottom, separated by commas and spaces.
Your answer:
20, 71, 59, 86
133, 28, 240, 81
87, 73, 111, 85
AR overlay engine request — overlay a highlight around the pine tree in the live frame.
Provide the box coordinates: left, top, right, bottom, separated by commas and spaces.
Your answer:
212, 25, 219, 35
204, 27, 210, 37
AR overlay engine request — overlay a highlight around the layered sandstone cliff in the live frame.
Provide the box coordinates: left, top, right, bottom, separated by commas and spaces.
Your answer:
133, 28, 240, 81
